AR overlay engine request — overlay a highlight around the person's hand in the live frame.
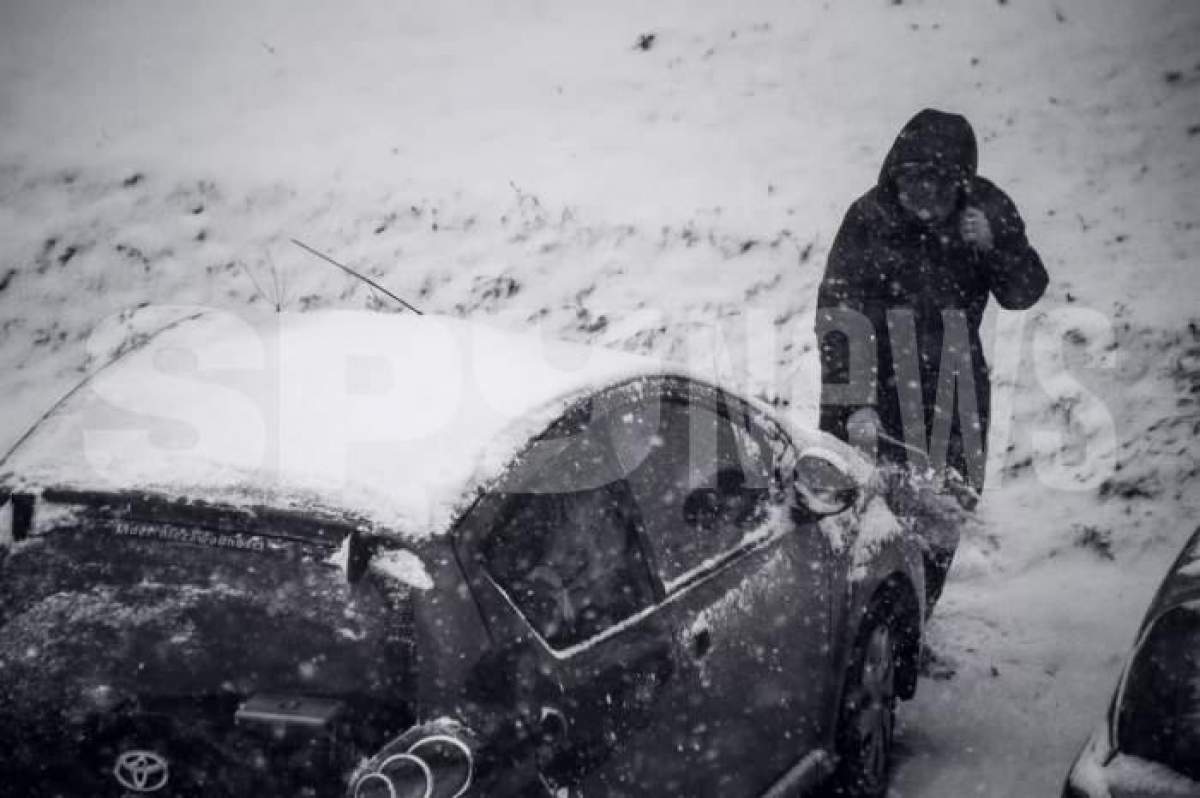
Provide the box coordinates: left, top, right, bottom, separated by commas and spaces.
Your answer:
960, 206, 994, 251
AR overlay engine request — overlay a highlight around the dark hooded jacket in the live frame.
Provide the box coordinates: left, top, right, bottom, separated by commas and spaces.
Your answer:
815, 109, 1047, 489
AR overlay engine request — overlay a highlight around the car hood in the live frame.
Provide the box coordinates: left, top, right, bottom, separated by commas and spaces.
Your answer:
0, 524, 415, 796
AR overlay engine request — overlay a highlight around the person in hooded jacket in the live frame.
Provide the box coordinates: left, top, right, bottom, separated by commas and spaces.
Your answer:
815, 108, 1048, 603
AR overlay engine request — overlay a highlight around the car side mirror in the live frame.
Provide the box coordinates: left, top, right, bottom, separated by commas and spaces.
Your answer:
792, 451, 858, 517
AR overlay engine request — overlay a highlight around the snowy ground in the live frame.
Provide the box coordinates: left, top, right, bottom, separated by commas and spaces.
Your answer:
1, 1, 1199, 795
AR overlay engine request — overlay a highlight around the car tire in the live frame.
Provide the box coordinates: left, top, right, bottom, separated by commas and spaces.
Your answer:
830, 600, 901, 798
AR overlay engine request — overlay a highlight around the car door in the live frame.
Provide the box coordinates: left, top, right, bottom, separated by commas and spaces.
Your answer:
459, 394, 694, 797
613, 381, 838, 796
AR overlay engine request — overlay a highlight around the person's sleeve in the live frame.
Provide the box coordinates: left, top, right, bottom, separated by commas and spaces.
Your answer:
978, 182, 1049, 310
817, 201, 871, 308
816, 202, 870, 438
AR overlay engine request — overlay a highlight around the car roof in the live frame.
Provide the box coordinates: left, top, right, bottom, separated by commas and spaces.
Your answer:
1, 309, 681, 539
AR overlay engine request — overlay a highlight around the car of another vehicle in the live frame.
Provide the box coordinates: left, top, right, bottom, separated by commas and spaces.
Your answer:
1063, 525, 1200, 798
0, 309, 928, 798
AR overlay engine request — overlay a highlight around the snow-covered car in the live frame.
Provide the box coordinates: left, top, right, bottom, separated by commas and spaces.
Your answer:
1063, 525, 1200, 798
0, 310, 927, 798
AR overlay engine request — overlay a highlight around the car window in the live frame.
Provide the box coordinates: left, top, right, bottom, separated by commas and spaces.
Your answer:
481, 417, 655, 650
622, 391, 778, 590
726, 400, 776, 492
1117, 601, 1200, 781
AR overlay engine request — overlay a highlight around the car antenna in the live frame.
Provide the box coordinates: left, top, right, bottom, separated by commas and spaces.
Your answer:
290, 238, 423, 315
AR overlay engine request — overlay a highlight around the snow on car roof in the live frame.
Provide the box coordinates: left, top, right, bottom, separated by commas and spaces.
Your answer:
1, 309, 669, 538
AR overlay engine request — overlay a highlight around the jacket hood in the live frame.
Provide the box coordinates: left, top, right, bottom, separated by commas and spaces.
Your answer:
878, 108, 978, 187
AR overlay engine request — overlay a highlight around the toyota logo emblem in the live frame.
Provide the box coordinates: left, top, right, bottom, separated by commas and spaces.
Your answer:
113, 749, 170, 793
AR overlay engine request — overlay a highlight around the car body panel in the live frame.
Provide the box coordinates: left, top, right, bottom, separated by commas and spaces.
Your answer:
456, 513, 841, 798
0, 513, 416, 797
449, 375, 925, 796
1063, 526, 1200, 797
648, 517, 837, 796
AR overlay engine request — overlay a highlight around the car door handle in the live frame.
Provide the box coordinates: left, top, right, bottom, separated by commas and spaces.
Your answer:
689, 628, 713, 660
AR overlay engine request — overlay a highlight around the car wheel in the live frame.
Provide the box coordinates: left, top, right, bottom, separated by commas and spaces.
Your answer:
831, 603, 898, 798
